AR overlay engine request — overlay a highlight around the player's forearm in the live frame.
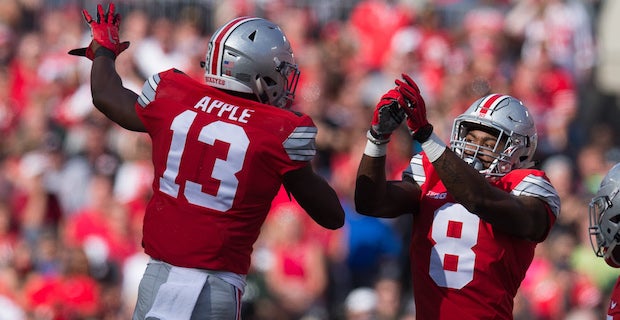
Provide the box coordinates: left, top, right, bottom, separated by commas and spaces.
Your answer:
355, 155, 415, 218
432, 149, 545, 239
298, 180, 345, 230
91, 51, 145, 132
355, 155, 388, 214
431, 149, 518, 221
284, 165, 345, 229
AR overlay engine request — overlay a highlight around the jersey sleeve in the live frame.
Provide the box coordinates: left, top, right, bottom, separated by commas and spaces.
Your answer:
282, 124, 317, 162
268, 112, 317, 177
137, 72, 162, 109
402, 154, 426, 185
511, 173, 561, 218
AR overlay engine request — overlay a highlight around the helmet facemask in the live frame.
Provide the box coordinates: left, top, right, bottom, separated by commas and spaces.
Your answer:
451, 122, 532, 177
255, 58, 300, 109
589, 175, 620, 262
450, 94, 537, 177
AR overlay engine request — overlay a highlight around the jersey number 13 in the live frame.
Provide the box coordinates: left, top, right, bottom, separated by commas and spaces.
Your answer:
159, 110, 249, 212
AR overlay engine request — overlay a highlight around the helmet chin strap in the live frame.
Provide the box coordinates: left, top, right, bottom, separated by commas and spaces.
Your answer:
464, 157, 484, 171
499, 162, 512, 173
255, 76, 270, 105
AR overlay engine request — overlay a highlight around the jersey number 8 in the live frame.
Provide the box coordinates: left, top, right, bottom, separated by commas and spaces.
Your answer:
430, 203, 479, 289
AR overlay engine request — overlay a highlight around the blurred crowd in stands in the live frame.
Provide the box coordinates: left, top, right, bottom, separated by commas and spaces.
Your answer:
0, 0, 619, 319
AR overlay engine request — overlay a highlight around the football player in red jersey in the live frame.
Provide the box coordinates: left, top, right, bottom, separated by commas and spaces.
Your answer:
69, 3, 344, 319
589, 163, 620, 319
355, 73, 560, 319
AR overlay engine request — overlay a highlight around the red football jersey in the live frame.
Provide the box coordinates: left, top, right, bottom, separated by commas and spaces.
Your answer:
608, 277, 620, 319
135, 69, 316, 274
403, 153, 560, 320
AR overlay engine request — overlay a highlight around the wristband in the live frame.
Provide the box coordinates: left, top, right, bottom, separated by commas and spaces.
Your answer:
364, 139, 387, 157
421, 133, 446, 162
95, 46, 117, 60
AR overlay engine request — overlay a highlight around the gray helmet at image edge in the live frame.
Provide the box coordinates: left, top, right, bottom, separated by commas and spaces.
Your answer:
589, 163, 620, 261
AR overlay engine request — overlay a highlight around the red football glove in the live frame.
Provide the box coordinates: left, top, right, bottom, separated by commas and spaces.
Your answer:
68, 3, 130, 60
396, 73, 433, 142
368, 88, 406, 145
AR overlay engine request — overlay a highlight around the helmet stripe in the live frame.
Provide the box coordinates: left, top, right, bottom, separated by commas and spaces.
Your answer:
478, 94, 509, 117
209, 17, 259, 76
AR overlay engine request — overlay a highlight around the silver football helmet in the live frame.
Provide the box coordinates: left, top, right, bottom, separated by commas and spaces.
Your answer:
204, 17, 300, 109
450, 94, 538, 176
589, 163, 620, 263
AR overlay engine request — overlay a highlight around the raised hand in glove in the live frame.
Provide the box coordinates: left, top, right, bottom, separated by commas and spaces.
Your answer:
68, 2, 130, 60
368, 88, 406, 145
396, 73, 433, 142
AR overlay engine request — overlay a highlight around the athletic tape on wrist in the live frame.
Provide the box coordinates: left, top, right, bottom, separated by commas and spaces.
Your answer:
364, 139, 387, 157
421, 133, 446, 162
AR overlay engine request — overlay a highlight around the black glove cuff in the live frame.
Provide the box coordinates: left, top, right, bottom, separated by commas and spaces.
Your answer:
95, 47, 117, 60
367, 129, 390, 145
413, 124, 433, 142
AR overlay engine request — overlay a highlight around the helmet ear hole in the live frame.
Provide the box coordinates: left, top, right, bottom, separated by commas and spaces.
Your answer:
263, 77, 277, 87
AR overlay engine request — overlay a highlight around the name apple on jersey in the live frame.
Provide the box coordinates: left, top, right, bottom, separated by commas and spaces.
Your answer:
193, 96, 255, 124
